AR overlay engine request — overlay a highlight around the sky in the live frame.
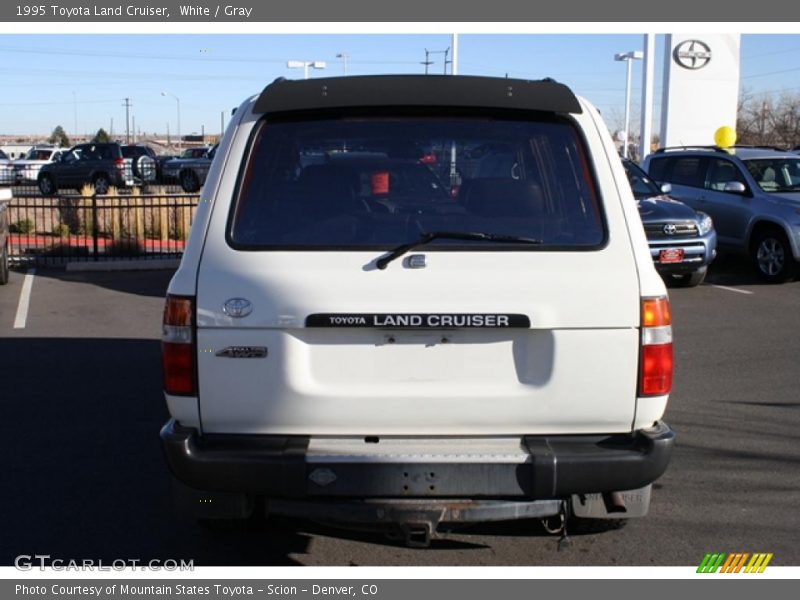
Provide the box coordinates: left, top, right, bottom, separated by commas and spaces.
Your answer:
0, 33, 799, 138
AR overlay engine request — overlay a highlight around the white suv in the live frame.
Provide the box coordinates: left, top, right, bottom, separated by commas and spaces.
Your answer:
160, 75, 675, 546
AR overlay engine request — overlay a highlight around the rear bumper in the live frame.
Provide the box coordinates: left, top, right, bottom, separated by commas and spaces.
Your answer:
161, 420, 675, 499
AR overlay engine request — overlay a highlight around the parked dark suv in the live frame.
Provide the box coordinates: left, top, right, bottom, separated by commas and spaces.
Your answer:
623, 158, 717, 287
643, 146, 800, 283
37, 142, 154, 195
161, 144, 218, 192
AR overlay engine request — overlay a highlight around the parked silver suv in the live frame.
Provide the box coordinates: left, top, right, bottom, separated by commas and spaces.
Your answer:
643, 146, 800, 283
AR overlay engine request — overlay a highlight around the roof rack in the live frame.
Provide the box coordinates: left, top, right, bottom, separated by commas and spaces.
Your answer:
253, 74, 583, 116
653, 144, 791, 154
653, 146, 720, 153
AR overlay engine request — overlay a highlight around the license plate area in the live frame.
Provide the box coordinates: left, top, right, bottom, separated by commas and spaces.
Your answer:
659, 248, 684, 263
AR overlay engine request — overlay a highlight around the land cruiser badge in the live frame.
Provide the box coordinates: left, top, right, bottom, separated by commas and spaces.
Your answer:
306, 313, 530, 328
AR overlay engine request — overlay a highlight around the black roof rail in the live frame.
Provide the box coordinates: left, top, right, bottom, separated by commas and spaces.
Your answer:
253, 74, 583, 116
652, 145, 719, 154
653, 144, 792, 154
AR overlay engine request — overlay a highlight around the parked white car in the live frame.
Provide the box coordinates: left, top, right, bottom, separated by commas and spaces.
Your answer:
160, 75, 676, 546
0, 150, 15, 186
13, 146, 66, 184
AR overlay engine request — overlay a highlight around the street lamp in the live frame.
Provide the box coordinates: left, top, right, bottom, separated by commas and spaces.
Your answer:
161, 91, 181, 152
287, 60, 327, 80
336, 53, 349, 76
615, 50, 643, 159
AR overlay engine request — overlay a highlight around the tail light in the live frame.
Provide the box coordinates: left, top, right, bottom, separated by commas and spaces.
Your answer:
162, 295, 196, 395
639, 296, 673, 396
114, 158, 126, 174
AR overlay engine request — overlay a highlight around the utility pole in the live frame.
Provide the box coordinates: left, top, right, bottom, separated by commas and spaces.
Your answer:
451, 34, 458, 75
72, 91, 78, 139
201, 124, 205, 144
132, 116, 136, 143
166, 122, 170, 147
423, 48, 450, 75
110, 118, 114, 138
123, 98, 132, 144
422, 49, 433, 74
336, 52, 349, 76
220, 111, 225, 138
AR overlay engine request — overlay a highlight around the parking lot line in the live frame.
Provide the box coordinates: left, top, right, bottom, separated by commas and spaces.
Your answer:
707, 284, 754, 295
13, 269, 36, 329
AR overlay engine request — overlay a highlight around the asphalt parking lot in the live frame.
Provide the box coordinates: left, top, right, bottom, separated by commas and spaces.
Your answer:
1, 256, 798, 567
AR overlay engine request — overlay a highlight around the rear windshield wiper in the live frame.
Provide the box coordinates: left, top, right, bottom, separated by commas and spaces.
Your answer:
376, 231, 543, 270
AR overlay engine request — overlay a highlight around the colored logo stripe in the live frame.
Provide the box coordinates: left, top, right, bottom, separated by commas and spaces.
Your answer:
697, 553, 773, 573
697, 553, 726, 573
745, 553, 773, 573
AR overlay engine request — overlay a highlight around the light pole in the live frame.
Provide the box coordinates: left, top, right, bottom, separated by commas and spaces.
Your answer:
336, 53, 349, 76
287, 60, 326, 80
615, 50, 643, 159
161, 91, 181, 152
72, 90, 78, 140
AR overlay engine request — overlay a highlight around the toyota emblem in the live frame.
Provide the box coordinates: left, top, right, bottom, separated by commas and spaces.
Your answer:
223, 298, 253, 318
663, 224, 678, 236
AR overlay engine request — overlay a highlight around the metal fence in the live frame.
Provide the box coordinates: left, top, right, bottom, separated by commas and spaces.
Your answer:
6, 187, 200, 267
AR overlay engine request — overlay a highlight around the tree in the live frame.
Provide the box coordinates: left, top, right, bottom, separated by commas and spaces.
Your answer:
49, 125, 70, 147
737, 90, 800, 148
93, 128, 111, 143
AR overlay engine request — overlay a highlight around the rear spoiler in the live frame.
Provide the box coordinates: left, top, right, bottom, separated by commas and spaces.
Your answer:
253, 74, 583, 116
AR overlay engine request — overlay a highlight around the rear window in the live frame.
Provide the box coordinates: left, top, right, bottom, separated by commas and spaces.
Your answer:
121, 146, 148, 158
229, 113, 605, 250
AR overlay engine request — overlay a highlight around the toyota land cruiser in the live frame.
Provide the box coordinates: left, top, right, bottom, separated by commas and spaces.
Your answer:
160, 75, 675, 546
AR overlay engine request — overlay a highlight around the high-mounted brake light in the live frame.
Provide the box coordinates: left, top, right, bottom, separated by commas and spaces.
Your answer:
639, 296, 673, 397
162, 295, 196, 396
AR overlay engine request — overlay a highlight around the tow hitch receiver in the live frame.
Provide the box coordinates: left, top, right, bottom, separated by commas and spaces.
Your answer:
268, 498, 563, 548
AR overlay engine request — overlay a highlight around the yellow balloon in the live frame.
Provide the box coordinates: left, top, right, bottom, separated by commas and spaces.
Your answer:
714, 126, 737, 148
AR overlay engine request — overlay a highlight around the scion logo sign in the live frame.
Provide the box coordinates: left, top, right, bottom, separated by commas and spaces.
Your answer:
674, 40, 712, 70
306, 313, 530, 328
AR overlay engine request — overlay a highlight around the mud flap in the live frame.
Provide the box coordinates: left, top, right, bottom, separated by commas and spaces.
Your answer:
570, 484, 651, 519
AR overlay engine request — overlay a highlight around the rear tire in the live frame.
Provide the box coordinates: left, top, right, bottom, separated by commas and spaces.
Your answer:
751, 228, 796, 283
671, 266, 707, 287
93, 174, 110, 195
136, 156, 156, 183
38, 174, 56, 196
180, 170, 200, 193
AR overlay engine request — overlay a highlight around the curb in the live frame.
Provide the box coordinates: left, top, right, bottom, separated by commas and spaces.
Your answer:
66, 259, 181, 272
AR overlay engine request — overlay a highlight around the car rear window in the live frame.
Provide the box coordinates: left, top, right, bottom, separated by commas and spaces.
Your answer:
229, 113, 605, 250
121, 146, 146, 158
650, 156, 707, 188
